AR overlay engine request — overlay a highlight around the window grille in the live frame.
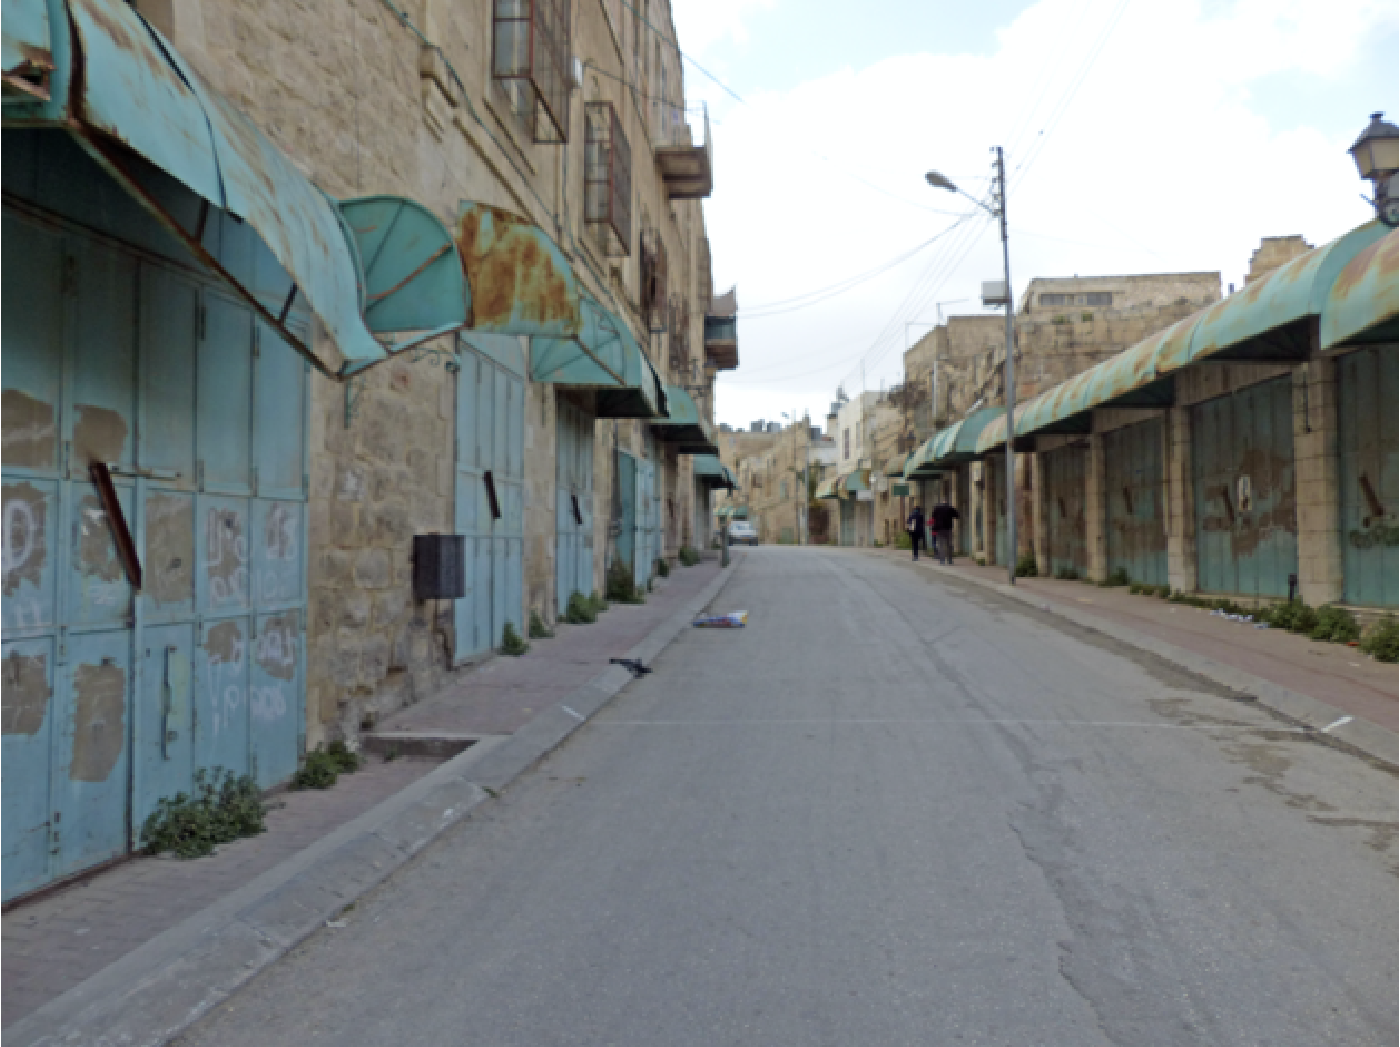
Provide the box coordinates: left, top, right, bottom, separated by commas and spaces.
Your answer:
1039, 291, 1113, 307
641, 228, 668, 332
584, 101, 631, 255
492, 0, 572, 143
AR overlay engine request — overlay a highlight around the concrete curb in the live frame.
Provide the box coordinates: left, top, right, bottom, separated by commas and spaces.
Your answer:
9, 560, 744, 1047
892, 553, 1397, 770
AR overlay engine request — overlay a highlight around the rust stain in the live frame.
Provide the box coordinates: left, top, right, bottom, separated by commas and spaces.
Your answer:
145, 494, 192, 605
70, 662, 125, 782
2, 389, 58, 469
3, 481, 48, 597
458, 205, 576, 330
256, 613, 297, 681
205, 619, 243, 665
76, 493, 122, 583
2, 649, 51, 735
72, 404, 129, 467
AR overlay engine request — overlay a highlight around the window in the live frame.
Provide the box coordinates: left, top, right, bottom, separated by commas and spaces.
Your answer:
640, 227, 667, 331
584, 102, 631, 255
1039, 291, 1113, 308
492, 0, 571, 143
843, 429, 850, 459
780, 480, 788, 500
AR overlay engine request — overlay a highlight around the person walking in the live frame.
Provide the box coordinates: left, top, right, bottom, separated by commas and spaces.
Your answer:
929, 498, 960, 565
906, 505, 926, 561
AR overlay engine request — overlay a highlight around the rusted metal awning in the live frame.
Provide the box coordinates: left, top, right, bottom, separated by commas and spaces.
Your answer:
339, 196, 468, 362
531, 294, 663, 418
907, 409, 1003, 471
2, 0, 55, 100
984, 220, 1394, 447
3, 0, 390, 375
815, 476, 842, 500
652, 385, 718, 454
840, 468, 871, 499
456, 202, 581, 338
1321, 227, 1398, 351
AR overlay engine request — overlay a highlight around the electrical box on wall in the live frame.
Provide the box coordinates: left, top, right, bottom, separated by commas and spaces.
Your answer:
412, 534, 465, 600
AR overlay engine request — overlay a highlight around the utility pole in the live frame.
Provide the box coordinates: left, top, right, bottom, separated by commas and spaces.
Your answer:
994, 146, 1017, 587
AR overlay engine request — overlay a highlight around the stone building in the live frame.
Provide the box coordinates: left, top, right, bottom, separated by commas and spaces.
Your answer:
0, 0, 730, 900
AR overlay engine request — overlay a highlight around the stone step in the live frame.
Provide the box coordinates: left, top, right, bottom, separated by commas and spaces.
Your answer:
360, 731, 485, 759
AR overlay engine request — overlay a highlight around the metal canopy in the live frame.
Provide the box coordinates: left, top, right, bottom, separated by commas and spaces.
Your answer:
531, 295, 664, 418
979, 220, 1394, 450
841, 468, 871, 498
907, 409, 1004, 472
340, 196, 468, 355
815, 476, 842, 500
22, 0, 389, 375
456, 201, 581, 338
1321, 227, 1398, 351
692, 455, 735, 490
652, 384, 718, 453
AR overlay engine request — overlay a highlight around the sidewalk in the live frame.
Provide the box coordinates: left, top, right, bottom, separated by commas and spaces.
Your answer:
374, 559, 727, 738
2, 558, 731, 1034
880, 550, 1397, 746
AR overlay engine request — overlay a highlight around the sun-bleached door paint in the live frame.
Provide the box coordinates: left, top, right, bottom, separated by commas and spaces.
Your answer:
1339, 345, 1398, 607
555, 400, 595, 613
1042, 445, 1088, 578
1191, 378, 1297, 598
1, 200, 311, 901
1105, 420, 1167, 587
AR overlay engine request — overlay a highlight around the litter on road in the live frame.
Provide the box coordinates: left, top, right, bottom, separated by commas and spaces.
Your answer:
693, 611, 748, 628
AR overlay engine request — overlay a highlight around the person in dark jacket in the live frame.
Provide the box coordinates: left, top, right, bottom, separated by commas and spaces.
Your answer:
929, 499, 960, 564
906, 506, 926, 560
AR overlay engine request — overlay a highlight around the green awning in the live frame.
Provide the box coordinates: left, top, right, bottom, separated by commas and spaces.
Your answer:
985, 220, 1395, 448
717, 506, 748, 519
815, 477, 842, 500
840, 468, 871, 499
8, 0, 388, 375
693, 455, 735, 490
906, 409, 1002, 474
532, 295, 663, 418
1321, 227, 1398, 350
340, 195, 469, 359
653, 384, 719, 453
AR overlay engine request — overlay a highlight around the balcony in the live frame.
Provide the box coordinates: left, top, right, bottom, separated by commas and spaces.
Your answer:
655, 104, 713, 200
704, 316, 738, 371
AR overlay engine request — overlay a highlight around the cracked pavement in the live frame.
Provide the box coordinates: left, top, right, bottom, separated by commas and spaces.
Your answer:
177, 547, 1397, 1047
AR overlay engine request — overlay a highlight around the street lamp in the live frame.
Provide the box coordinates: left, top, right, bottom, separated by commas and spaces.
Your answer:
1349, 112, 1399, 227
927, 150, 1018, 586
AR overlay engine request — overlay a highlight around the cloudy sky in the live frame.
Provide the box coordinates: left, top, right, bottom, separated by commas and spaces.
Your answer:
670, 0, 1399, 430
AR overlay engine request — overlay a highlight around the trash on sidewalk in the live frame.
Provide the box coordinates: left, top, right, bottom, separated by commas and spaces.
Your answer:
610, 658, 653, 677
693, 611, 748, 628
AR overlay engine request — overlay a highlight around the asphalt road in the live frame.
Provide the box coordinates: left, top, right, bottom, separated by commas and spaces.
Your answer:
179, 547, 1397, 1047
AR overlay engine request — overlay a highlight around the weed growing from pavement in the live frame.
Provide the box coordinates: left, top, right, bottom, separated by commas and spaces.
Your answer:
500, 622, 529, 656
293, 741, 361, 790
565, 592, 597, 624
656, 557, 671, 578
141, 769, 267, 859
607, 560, 645, 604
529, 610, 555, 638
1361, 616, 1398, 662
678, 545, 701, 567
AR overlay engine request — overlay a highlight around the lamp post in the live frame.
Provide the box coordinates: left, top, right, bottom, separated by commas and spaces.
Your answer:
1349, 112, 1399, 227
927, 148, 1018, 586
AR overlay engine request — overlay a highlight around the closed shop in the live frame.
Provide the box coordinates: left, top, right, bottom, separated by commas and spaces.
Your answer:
3, 140, 310, 900
453, 335, 526, 659
1042, 445, 1088, 578
1338, 346, 1398, 607
839, 499, 856, 546
1191, 378, 1297, 598
555, 399, 595, 612
1104, 419, 1167, 587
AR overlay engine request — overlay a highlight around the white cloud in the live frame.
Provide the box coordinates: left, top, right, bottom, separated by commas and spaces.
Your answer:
671, 0, 775, 54
690, 0, 1397, 429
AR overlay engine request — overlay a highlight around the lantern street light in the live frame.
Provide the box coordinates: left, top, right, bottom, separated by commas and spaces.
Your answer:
927, 150, 1019, 585
1349, 112, 1399, 227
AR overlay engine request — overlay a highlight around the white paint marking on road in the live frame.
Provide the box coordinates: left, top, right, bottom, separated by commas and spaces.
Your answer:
561, 705, 585, 721
1320, 715, 1353, 734
590, 717, 1311, 732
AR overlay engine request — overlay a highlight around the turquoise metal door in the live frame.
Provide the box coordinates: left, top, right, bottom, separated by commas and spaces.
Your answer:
555, 399, 595, 612
1192, 378, 1297, 597
839, 499, 855, 546
2, 205, 310, 901
633, 457, 653, 585
1339, 346, 1398, 607
1105, 420, 1166, 586
615, 452, 636, 582
454, 336, 526, 659
1042, 445, 1087, 577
